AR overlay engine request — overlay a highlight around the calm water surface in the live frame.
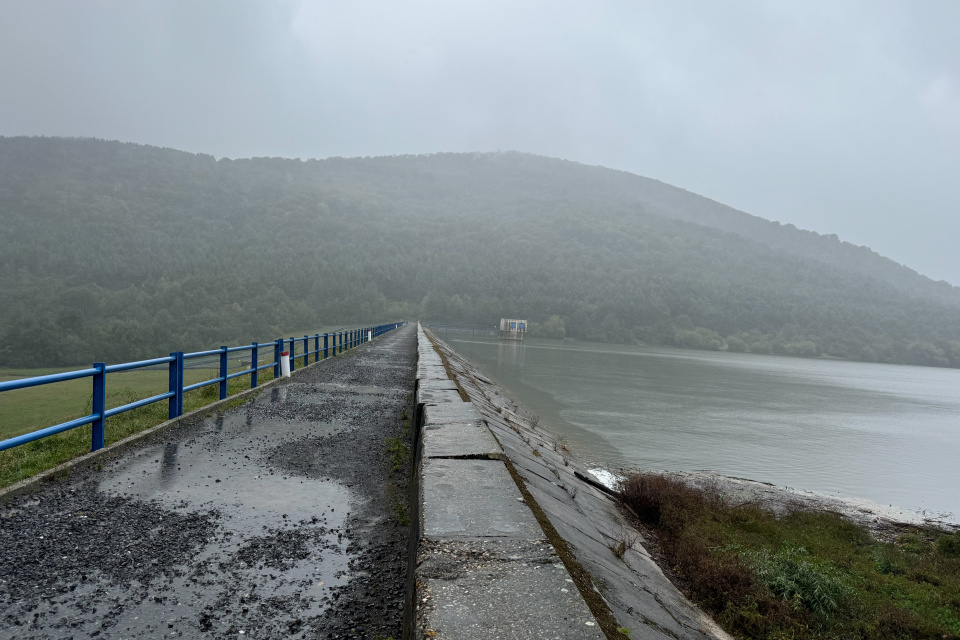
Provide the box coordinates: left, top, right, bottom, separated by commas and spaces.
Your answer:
445, 335, 960, 521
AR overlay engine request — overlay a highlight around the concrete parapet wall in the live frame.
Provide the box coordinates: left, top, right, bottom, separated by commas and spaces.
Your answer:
413, 326, 731, 640
413, 324, 603, 639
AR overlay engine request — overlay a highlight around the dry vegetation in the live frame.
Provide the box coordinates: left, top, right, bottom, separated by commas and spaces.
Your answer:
620, 473, 960, 639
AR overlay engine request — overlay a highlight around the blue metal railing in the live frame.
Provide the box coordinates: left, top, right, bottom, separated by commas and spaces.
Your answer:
0, 322, 405, 453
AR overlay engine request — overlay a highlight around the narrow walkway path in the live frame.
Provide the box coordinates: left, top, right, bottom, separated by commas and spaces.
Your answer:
0, 324, 417, 640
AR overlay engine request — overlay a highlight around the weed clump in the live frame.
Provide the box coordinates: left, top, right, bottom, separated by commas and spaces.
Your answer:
937, 531, 960, 558
395, 502, 410, 526
741, 543, 850, 615
384, 437, 409, 474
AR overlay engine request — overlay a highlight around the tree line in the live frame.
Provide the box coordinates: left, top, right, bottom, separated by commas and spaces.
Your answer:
1, 136, 959, 368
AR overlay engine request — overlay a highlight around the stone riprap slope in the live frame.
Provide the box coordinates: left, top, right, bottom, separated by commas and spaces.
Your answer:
418, 328, 731, 640
0, 324, 417, 640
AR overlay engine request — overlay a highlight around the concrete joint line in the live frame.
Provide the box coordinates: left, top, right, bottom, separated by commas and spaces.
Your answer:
423, 453, 505, 461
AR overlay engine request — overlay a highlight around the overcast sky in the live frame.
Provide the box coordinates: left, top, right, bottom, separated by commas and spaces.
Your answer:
2, 1, 958, 284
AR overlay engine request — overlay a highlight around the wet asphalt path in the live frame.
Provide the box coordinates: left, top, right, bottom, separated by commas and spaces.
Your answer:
0, 324, 417, 640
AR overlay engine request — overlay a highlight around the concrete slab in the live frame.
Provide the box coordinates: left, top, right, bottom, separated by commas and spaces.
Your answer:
422, 458, 541, 539
416, 539, 602, 640
419, 379, 461, 392
422, 329, 733, 640
417, 364, 448, 375
424, 402, 480, 425
522, 487, 606, 546
514, 463, 574, 505
484, 421, 529, 451
418, 388, 465, 404
423, 422, 502, 459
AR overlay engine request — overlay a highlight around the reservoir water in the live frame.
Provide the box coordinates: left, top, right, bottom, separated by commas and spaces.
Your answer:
443, 335, 960, 522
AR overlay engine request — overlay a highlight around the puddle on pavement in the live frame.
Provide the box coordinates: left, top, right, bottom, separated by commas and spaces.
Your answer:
87, 397, 359, 636
100, 402, 350, 531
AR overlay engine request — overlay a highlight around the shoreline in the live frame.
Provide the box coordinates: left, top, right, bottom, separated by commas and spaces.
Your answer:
591, 466, 960, 538
439, 334, 959, 535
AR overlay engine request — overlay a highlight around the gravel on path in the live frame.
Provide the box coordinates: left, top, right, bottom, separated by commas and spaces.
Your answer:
0, 324, 417, 640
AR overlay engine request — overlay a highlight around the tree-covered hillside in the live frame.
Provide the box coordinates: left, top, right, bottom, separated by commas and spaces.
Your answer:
2, 136, 959, 368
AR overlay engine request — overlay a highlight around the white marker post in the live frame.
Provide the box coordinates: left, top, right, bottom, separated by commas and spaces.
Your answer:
280, 351, 291, 377
368, 330, 372, 342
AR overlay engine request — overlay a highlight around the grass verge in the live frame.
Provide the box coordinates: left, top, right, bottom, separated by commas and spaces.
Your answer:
0, 368, 281, 490
620, 473, 960, 639
0, 345, 339, 490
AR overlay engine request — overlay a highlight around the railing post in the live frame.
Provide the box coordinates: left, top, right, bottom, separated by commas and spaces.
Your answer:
168, 352, 183, 419
290, 337, 296, 372
251, 342, 259, 388
314, 334, 320, 363
339, 332, 343, 354
323, 333, 329, 359
304, 335, 309, 364
274, 339, 282, 378
219, 346, 228, 400
91, 363, 106, 451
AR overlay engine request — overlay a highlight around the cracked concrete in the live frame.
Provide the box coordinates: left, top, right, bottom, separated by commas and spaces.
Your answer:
420, 327, 732, 640
414, 325, 603, 639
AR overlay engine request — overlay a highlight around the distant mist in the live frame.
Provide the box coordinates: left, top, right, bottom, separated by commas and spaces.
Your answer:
2, 137, 959, 369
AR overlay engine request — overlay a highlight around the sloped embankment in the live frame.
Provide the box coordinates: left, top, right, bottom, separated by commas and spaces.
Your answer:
415, 327, 729, 639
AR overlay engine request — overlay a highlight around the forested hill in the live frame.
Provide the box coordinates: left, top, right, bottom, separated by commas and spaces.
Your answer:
2, 136, 959, 368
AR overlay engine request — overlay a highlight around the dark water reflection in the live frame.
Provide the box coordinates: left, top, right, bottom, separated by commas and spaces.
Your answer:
448, 336, 960, 520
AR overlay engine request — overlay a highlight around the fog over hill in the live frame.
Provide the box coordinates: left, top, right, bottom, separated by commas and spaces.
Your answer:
2, 136, 959, 368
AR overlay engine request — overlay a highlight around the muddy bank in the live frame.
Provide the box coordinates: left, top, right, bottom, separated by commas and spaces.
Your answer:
0, 324, 417, 640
